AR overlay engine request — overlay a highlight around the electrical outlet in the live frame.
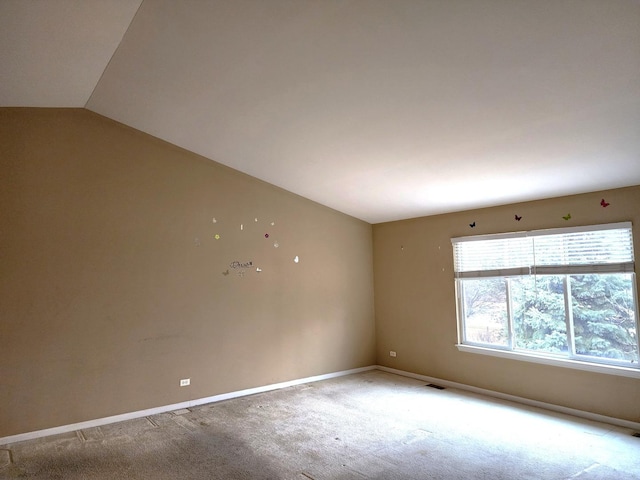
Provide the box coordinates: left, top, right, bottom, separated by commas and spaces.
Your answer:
180, 378, 190, 387
389, 351, 397, 357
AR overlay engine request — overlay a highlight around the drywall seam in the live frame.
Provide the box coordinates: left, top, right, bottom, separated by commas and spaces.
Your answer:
377, 365, 640, 431
0, 366, 376, 445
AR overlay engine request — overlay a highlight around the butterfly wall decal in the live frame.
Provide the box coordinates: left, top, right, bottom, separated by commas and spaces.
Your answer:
600, 198, 610, 207
515, 215, 522, 221
469, 221, 476, 228
563, 213, 571, 221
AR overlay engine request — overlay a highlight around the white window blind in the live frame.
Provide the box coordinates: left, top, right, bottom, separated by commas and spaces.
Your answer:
452, 222, 634, 278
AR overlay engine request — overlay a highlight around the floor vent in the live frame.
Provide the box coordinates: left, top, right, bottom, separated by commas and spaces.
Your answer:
632, 432, 640, 438
426, 384, 445, 390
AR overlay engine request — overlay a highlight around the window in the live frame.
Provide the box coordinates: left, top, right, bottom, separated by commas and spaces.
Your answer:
452, 222, 639, 376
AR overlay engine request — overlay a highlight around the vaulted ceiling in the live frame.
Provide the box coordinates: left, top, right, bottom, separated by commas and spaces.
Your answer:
2, 0, 639, 223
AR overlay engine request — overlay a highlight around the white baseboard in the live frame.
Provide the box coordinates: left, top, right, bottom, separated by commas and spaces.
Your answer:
376, 365, 640, 431
0, 365, 376, 446
3, 364, 638, 445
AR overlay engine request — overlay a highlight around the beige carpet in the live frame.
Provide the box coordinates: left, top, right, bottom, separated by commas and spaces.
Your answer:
1, 370, 639, 479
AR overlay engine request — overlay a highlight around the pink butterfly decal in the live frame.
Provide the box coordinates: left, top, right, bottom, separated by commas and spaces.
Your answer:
600, 198, 610, 208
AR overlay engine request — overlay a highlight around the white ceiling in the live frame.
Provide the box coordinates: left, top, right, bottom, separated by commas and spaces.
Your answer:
0, 0, 143, 107
2, 0, 639, 223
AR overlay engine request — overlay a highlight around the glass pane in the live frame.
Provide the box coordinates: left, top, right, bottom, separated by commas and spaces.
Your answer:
570, 274, 639, 364
461, 279, 508, 346
511, 275, 568, 354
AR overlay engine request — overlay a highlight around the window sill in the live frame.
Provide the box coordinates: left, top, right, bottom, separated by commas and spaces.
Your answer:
456, 344, 640, 379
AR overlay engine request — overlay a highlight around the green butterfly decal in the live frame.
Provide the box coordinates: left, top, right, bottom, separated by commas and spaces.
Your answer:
562, 213, 571, 221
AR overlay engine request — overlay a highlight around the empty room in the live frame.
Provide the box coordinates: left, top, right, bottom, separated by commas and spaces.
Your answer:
1, 1, 639, 479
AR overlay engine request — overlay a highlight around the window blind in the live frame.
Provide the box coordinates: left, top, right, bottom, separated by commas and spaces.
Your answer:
452, 222, 634, 278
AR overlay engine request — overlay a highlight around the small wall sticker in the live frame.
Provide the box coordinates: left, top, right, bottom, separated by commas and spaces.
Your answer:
515, 215, 522, 221
230, 260, 253, 269
563, 213, 571, 221
469, 221, 476, 228
600, 198, 610, 207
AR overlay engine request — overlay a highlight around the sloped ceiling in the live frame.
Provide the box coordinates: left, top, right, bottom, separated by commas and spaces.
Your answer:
0, 0, 142, 107
2, 1, 639, 223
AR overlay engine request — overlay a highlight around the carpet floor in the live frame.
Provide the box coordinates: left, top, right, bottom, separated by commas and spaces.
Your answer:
1, 370, 639, 479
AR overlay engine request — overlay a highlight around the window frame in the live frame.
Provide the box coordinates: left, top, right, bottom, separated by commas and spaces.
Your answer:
452, 222, 640, 379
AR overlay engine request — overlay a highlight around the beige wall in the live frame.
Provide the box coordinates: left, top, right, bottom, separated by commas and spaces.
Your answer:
0, 108, 376, 437
374, 185, 640, 422
2, 108, 638, 438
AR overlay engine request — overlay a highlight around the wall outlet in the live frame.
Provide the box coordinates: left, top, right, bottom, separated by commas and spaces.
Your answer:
389, 351, 397, 357
179, 378, 190, 387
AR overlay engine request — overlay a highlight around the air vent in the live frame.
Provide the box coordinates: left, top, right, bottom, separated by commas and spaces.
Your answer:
426, 384, 445, 390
